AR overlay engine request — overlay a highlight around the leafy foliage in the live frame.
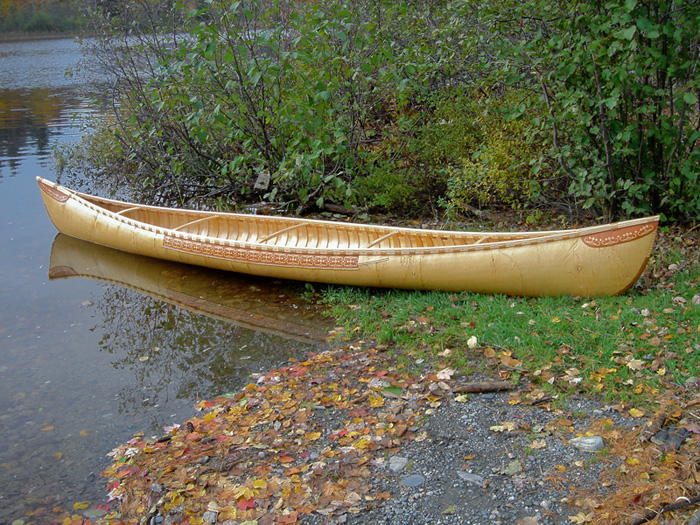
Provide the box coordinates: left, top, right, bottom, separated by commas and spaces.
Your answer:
0, 0, 85, 33
84, 0, 465, 210
478, 0, 700, 222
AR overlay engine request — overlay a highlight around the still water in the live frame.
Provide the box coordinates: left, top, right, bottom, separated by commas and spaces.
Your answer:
0, 37, 331, 522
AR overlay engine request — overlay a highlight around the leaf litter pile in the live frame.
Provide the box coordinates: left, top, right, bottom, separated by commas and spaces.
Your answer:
99, 345, 451, 524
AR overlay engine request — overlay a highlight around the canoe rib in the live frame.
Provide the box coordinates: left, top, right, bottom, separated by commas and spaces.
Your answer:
36, 177, 659, 296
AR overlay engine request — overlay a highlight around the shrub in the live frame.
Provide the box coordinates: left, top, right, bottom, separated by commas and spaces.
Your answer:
478, 0, 700, 223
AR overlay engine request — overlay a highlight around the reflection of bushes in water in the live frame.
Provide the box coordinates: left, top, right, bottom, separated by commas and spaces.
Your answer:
91, 285, 313, 417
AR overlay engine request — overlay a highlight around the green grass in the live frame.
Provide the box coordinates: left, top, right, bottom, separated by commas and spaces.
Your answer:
322, 232, 700, 408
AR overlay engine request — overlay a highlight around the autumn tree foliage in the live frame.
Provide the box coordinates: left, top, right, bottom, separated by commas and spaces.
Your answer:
0, 0, 84, 32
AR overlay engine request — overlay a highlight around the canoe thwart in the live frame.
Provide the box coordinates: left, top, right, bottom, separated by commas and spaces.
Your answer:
366, 230, 399, 248
115, 206, 143, 216
258, 222, 307, 243
172, 215, 222, 232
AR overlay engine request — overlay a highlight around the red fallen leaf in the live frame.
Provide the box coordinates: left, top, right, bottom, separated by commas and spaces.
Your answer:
115, 466, 138, 478
237, 497, 256, 510
289, 366, 308, 377
106, 480, 120, 490
185, 432, 202, 441
279, 454, 294, 464
376, 370, 389, 377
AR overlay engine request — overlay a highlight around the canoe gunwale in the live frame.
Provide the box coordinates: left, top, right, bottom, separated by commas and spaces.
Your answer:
37, 177, 660, 257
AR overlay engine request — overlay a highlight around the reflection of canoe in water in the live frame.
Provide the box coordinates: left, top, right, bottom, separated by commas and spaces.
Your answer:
38, 177, 659, 297
48, 234, 329, 344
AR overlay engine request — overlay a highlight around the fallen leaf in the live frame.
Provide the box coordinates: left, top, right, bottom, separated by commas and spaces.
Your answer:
437, 368, 456, 380
629, 408, 645, 418
237, 497, 256, 510
626, 359, 645, 371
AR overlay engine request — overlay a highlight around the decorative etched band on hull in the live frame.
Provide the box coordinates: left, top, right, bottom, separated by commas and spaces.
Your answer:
163, 235, 359, 270
38, 179, 70, 203
581, 223, 657, 248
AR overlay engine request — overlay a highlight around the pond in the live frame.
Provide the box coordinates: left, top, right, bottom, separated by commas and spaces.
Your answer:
0, 36, 332, 523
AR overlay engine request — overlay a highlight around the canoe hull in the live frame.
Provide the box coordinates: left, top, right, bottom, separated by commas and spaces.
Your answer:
37, 178, 658, 297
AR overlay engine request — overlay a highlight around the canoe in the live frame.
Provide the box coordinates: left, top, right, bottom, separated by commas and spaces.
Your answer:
37, 177, 659, 297
49, 234, 329, 344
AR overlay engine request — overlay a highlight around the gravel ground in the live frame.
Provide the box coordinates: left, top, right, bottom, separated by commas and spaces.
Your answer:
330, 390, 632, 525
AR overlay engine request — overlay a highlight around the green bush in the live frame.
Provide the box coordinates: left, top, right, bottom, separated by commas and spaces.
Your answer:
477, 0, 700, 223
446, 90, 556, 214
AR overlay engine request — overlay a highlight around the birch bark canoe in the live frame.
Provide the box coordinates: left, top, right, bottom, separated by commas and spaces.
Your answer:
37, 177, 659, 297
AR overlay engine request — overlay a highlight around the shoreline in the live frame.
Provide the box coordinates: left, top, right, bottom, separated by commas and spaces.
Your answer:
0, 31, 85, 43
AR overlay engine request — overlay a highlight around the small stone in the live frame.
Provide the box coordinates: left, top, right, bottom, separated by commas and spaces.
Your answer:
457, 471, 484, 486
400, 474, 426, 487
651, 426, 690, 450
389, 456, 409, 472
569, 436, 605, 452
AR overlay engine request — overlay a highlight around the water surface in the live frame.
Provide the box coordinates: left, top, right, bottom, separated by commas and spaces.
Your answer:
0, 37, 331, 522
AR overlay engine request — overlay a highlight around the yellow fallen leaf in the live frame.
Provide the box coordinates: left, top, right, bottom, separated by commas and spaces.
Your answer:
454, 394, 469, 403
253, 479, 268, 489
41, 425, 54, 432
353, 437, 372, 450
73, 501, 91, 510
657, 367, 666, 376
305, 431, 321, 441
53, 452, 63, 460
629, 408, 645, 418
551, 316, 561, 323
627, 457, 640, 465
79, 430, 90, 437
490, 421, 518, 432
368, 395, 385, 408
